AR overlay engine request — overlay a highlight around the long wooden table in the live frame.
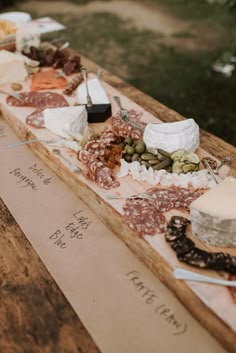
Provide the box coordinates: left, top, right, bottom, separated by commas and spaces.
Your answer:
1, 54, 236, 353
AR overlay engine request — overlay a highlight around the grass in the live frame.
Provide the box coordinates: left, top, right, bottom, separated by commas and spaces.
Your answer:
6, 0, 236, 146
52, 10, 236, 146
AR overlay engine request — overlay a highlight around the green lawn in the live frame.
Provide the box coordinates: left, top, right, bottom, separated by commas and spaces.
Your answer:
5, 0, 236, 145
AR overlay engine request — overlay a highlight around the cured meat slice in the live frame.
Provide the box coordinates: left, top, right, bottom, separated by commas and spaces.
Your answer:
112, 110, 145, 140
6, 91, 69, 109
63, 73, 83, 96
123, 197, 166, 235
96, 167, 120, 190
123, 186, 204, 236
26, 110, 45, 128
165, 216, 236, 275
84, 129, 119, 157
30, 68, 67, 91
77, 150, 120, 190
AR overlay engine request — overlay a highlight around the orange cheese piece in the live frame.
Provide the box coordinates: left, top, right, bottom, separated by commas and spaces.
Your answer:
30, 68, 67, 91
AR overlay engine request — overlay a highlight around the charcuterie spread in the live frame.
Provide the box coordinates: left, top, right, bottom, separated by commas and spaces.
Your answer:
0, 38, 236, 351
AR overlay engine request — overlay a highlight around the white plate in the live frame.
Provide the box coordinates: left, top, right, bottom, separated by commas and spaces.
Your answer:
0, 11, 31, 26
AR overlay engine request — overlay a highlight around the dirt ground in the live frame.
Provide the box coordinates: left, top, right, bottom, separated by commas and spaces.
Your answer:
19, 0, 226, 52
5, 0, 236, 145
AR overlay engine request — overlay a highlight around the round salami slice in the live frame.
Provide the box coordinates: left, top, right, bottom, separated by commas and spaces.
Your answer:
26, 110, 45, 128
123, 186, 205, 236
6, 92, 69, 109
111, 110, 145, 140
96, 167, 120, 190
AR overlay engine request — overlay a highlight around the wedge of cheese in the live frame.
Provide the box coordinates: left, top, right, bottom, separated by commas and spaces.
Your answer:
44, 106, 88, 139
190, 179, 236, 247
0, 50, 28, 85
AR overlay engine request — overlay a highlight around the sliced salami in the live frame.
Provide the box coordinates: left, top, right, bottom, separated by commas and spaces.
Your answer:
112, 110, 145, 140
123, 186, 205, 236
96, 167, 120, 190
77, 150, 120, 190
6, 91, 69, 109
123, 197, 166, 235
63, 73, 83, 96
26, 110, 45, 128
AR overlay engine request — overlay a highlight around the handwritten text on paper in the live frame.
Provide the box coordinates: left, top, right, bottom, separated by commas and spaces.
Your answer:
49, 210, 93, 249
9, 163, 52, 191
126, 270, 188, 336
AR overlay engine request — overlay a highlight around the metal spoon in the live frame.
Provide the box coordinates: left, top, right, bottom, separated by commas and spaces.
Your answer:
174, 268, 236, 287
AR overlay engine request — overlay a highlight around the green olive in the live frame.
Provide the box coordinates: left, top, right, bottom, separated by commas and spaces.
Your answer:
10, 82, 23, 91
119, 142, 125, 149
135, 143, 146, 154
124, 137, 133, 145
124, 154, 132, 162
126, 145, 135, 155
132, 153, 140, 162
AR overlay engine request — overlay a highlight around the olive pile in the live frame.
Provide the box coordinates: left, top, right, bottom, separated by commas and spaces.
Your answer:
120, 137, 172, 171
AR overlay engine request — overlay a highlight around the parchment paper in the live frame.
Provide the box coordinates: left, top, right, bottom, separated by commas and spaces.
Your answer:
0, 116, 226, 353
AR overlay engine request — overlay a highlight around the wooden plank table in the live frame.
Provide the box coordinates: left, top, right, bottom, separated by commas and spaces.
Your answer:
0, 53, 236, 353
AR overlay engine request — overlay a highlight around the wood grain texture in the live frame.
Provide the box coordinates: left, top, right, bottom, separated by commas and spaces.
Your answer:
0, 198, 101, 353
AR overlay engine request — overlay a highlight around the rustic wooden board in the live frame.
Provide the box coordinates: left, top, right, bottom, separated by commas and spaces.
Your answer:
1, 64, 236, 352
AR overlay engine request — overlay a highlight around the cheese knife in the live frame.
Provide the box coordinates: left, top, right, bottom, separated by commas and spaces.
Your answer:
174, 268, 236, 287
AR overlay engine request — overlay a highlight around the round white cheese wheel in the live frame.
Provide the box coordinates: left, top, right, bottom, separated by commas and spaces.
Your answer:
143, 119, 200, 154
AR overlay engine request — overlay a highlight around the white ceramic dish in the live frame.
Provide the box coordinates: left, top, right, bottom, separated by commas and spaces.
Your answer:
0, 11, 31, 26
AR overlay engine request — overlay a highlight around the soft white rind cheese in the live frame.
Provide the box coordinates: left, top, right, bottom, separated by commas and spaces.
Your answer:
0, 50, 28, 85
116, 159, 216, 189
44, 106, 88, 139
190, 179, 236, 247
143, 119, 200, 154
76, 78, 110, 105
